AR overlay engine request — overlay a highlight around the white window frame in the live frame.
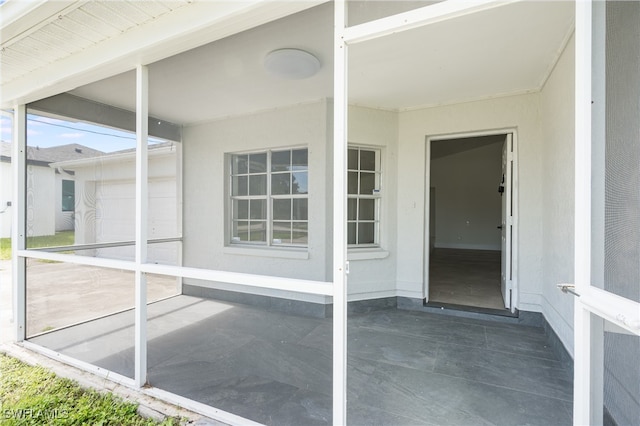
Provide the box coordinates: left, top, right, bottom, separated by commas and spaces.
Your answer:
347, 145, 382, 248
228, 147, 309, 248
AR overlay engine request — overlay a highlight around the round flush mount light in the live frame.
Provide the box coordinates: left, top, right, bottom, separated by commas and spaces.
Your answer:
264, 48, 321, 80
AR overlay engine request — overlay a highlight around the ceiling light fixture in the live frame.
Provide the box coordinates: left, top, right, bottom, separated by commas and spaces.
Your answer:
264, 48, 321, 80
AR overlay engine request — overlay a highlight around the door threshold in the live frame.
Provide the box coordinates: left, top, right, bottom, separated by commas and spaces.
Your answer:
423, 300, 518, 318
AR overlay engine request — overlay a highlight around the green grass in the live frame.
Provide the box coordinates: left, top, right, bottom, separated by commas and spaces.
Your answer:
0, 231, 75, 260
0, 354, 180, 425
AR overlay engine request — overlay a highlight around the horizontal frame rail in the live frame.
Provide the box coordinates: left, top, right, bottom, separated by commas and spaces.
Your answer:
17, 249, 332, 296
343, 0, 518, 45
27, 237, 183, 253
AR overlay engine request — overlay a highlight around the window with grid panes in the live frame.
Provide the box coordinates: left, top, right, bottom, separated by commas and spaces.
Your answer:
348, 147, 381, 246
230, 148, 308, 246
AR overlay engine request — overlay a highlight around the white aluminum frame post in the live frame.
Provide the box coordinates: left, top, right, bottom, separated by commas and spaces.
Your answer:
12, 104, 26, 342
332, 2, 348, 425
134, 64, 149, 388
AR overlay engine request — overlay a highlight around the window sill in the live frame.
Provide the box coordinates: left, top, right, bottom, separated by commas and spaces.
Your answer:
347, 248, 390, 261
223, 245, 310, 260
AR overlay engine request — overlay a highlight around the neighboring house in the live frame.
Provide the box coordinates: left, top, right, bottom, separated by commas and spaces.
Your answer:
0, 141, 104, 238
49, 142, 179, 264
1, 1, 638, 425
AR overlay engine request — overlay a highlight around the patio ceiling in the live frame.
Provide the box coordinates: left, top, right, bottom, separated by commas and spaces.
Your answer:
1, 1, 574, 124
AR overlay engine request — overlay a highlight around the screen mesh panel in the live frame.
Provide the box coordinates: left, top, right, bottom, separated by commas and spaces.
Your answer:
602, 2, 640, 424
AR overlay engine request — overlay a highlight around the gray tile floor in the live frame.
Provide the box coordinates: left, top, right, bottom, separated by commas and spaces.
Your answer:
429, 249, 506, 310
30, 295, 573, 425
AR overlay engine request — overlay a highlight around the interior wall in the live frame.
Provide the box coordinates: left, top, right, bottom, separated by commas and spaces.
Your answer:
538, 34, 576, 356
397, 93, 543, 301
430, 141, 502, 251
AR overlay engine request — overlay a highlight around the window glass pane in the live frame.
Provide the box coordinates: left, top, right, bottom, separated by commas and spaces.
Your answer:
292, 222, 308, 245
348, 172, 359, 194
292, 149, 308, 170
360, 172, 375, 195
233, 199, 249, 220
249, 174, 266, 195
293, 199, 308, 220
360, 149, 376, 171
273, 199, 291, 220
232, 155, 248, 174
249, 153, 267, 173
272, 173, 291, 195
233, 221, 249, 242
249, 222, 266, 242
249, 199, 266, 220
272, 150, 290, 172
233, 176, 248, 196
347, 222, 357, 244
62, 180, 75, 212
292, 171, 308, 194
348, 148, 358, 170
273, 222, 291, 243
348, 198, 357, 220
358, 223, 375, 244
359, 199, 375, 221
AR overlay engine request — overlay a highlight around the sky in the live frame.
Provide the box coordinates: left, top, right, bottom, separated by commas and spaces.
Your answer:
0, 112, 163, 153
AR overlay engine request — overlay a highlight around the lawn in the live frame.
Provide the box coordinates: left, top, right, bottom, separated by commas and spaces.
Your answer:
0, 354, 179, 425
0, 231, 75, 260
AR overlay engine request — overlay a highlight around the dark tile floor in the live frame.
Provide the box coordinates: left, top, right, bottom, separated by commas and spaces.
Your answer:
30, 295, 573, 425
429, 248, 506, 310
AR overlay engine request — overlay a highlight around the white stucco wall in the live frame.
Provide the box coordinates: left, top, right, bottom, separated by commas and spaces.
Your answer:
70, 148, 180, 264
26, 164, 56, 237
430, 141, 503, 250
538, 35, 575, 356
347, 105, 399, 301
182, 100, 332, 302
0, 161, 12, 239
181, 100, 399, 302
397, 93, 543, 303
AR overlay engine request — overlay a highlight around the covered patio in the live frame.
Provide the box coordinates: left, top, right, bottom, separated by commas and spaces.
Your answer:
3, 1, 640, 425
30, 294, 572, 425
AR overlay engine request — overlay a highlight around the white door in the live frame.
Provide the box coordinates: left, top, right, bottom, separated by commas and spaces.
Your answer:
500, 134, 513, 310
573, 2, 640, 424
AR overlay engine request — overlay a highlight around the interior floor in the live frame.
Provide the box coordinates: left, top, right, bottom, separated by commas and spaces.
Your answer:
429, 248, 506, 310
29, 295, 572, 425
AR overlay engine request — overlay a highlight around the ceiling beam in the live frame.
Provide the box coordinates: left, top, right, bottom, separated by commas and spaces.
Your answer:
29, 93, 182, 142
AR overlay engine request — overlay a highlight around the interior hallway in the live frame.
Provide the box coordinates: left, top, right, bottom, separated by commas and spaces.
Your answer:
429, 248, 506, 310
29, 295, 572, 425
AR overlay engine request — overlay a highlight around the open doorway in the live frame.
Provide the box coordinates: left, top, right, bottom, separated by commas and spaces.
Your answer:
425, 132, 515, 312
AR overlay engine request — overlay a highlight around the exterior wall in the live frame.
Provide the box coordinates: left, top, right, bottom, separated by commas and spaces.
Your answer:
431, 141, 502, 250
539, 35, 575, 356
0, 161, 11, 239
182, 100, 332, 303
181, 100, 399, 303
26, 164, 56, 237
347, 105, 399, 301
397, 93, 543, 301
55, 174, 74, 232
71, 150, 179, 264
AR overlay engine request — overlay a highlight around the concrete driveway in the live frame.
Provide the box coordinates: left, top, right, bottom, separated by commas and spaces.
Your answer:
0, 259, 177, 342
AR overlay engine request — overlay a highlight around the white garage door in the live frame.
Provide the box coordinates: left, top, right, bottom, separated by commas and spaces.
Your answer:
95, 177, 178, 264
